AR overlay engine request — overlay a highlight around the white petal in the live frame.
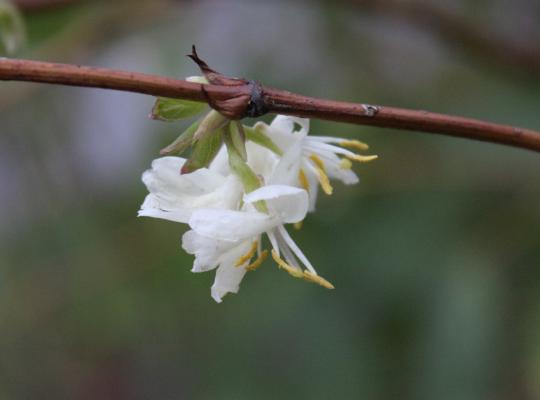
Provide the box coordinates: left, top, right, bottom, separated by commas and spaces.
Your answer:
268, 137, 302, 186
142, 157, 226, 197
210, 240, 252, 303
244, 185, 308, 223
189, 209, 277, 241
182, 230, 239, 272
270, 115, 310, 137
208, 146, 229, 175
139, 156, 243, 223
246, 141, 279, 180
138, 202, 192, 223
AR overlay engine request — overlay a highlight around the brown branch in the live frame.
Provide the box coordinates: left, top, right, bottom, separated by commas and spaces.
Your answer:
1, 58, 540, 153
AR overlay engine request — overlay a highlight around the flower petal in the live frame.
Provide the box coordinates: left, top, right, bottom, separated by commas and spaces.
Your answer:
189, 209, 277, 241
244, 185, 308, 223
268, 137, 302, 186
270, 115, 310, 137
140, 156, 243, 223
182, 230, 240, 272
210, 247, 249, 303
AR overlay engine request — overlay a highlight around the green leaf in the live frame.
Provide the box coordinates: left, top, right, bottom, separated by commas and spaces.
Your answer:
229, 122, 247, 161
0, 0, 25, 56
245, 123, 283, 156
160, 120, 199, 156
192, 109, 228, 141
151, 97, 207, 121
224, 128, 267, 213
181, 126, 223, 174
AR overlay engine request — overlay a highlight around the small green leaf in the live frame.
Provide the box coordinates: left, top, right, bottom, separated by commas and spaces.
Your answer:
181, 126, 223, 174
245, 123, 283, 156
224, 128, 267, 212
229, 122, 247, 161
0, 0, 25, 56
160, 120, 199, 156
151, 97, 207, 121
193, 109, 228, 141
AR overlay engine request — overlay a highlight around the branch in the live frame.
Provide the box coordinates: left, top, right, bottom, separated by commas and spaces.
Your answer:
1, 58, 540, 153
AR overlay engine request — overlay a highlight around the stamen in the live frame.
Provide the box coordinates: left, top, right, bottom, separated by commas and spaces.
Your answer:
309, 154, 333, 195
339, 158, 353, 169
340, 139, 369, 151
246, 249, 268, 271
298, 168, 309, 192
294, 220, 303, 230
277, 225, 317, 274
309, 154, 326, 171
345, 154, 378, 163
303, 271, 335, 289
271, 250, 303, 278
234, 241, 258, 267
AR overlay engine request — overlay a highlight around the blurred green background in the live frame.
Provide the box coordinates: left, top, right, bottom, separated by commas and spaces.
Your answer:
1, 0, 539, 399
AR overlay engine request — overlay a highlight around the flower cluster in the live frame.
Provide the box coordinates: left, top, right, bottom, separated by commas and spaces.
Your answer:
140, 94, 376, 302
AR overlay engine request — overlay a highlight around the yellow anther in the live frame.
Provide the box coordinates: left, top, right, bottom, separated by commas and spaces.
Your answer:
340, 139, 369, 151
303, 271, 335, 289
235, 241, 258, 267
309, 154, 326, 171
298, 168, 309, 191
271, 250, 304, 278
246, 249, 268, 271
345, 154, 378, 163
309, 154, 333, 195
294, 220, 303, 230
339, 158, 353, 170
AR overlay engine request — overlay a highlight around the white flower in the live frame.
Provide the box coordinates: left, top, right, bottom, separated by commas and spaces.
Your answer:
138, 156, 242, 223
182, 184, 333, 303
256, 115, 377, 211
138, 114, 375, 303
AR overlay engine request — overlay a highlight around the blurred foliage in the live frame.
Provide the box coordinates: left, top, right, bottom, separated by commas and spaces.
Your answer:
0, 0, 539, 399
0, 0, 25, 55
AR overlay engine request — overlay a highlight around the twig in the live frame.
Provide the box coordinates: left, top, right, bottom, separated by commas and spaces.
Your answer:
1, 58, 540, 153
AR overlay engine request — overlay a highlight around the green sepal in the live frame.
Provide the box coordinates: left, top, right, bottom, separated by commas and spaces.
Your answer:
181, 126, 224, 174
151, 97, 207, 121
229, 122, 247, 161
160, 120, 199, 156
0, 0, 25, 56
244, 123, 283, 156
224, 128, 267, 213
193, 109, 229, 141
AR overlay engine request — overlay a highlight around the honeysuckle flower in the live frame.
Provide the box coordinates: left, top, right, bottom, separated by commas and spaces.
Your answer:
139, 111, 375, 302
138, 156, 242, 223
255, 115, 377, 211
182, 184, 333, 302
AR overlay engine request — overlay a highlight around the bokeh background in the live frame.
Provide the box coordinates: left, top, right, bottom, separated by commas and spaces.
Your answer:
1, 0, 539, 399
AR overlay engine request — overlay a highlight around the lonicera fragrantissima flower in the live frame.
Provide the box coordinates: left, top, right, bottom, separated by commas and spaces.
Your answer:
139, 110, 376, 302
